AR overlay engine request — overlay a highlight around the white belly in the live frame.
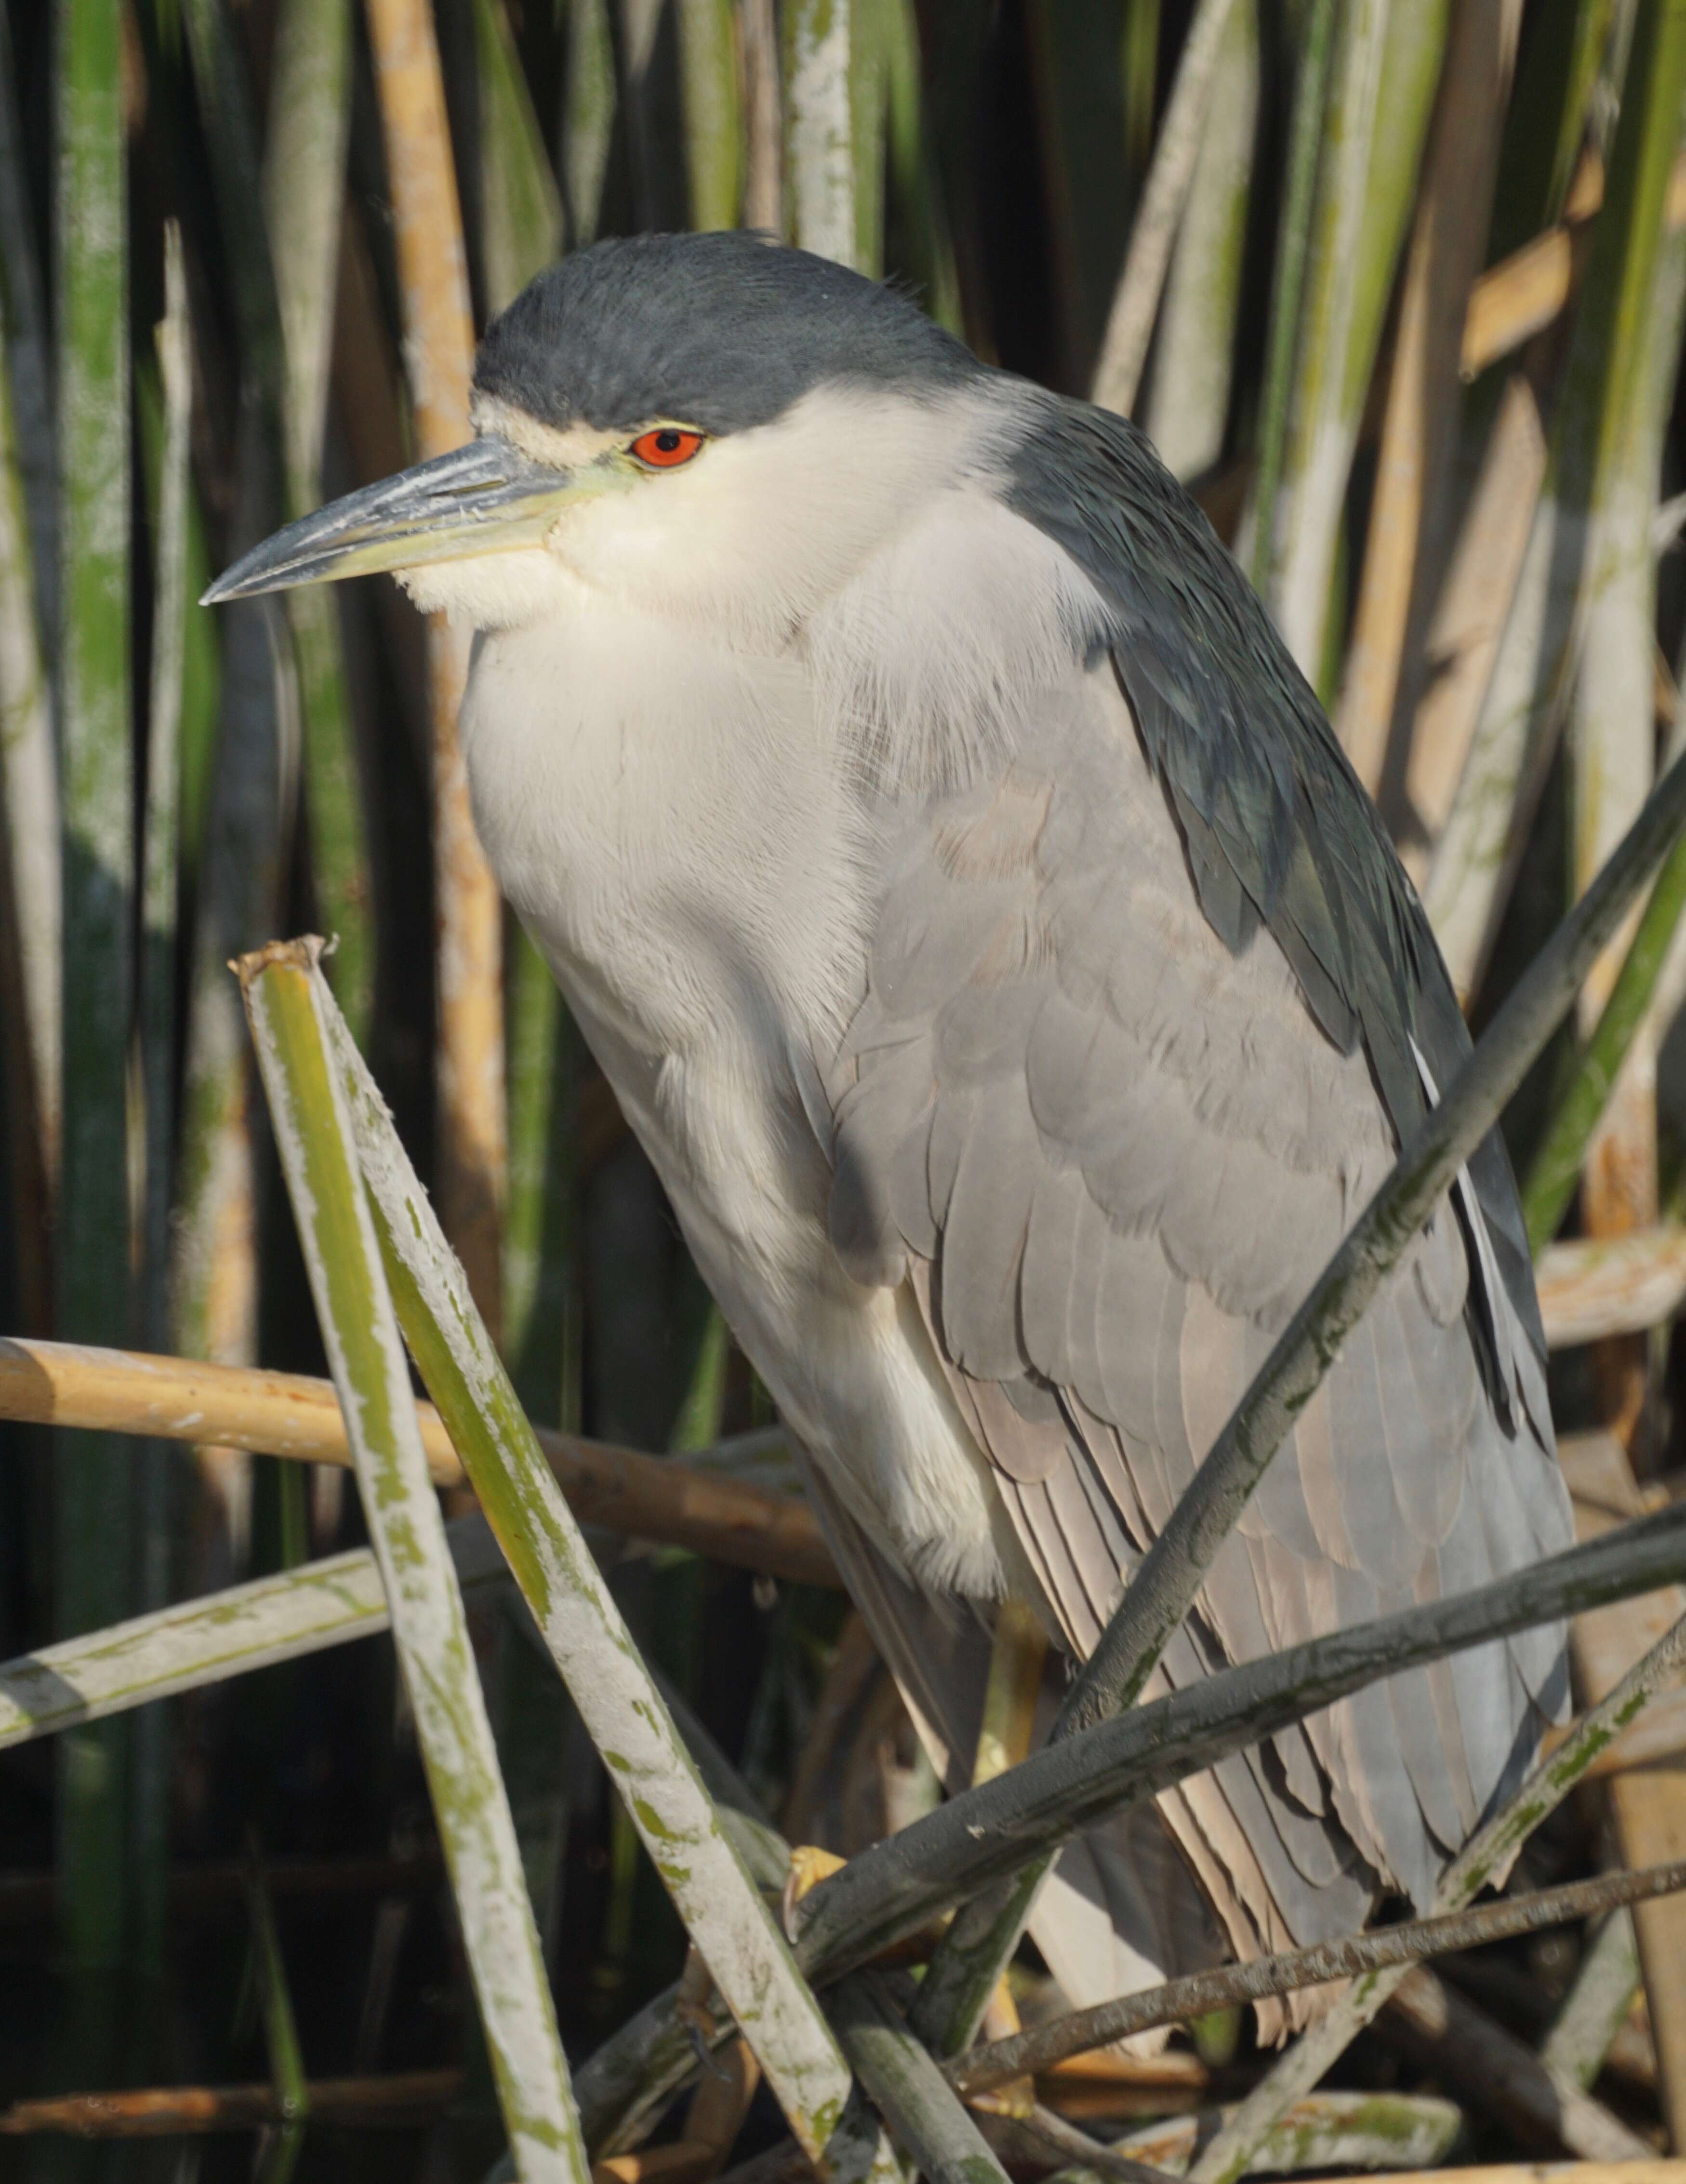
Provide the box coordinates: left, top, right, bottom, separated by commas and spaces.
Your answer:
461, 599, 1009, 1597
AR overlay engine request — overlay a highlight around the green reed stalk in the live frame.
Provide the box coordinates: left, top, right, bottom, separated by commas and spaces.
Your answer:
1424, 0, 1686, 1003
242, 941, 586, 2182
54, 0, 135, 2054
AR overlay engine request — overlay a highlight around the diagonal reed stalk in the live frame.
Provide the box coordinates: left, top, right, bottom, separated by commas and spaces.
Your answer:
312, 953, 898, 2182
829, 1973, 1011, 2184
576, 1497, 1686, 2152
1524, 812, 1686, 1254
905, 716, 1686, 2055
952, 1859, 1686, 2093
0, 1513, 511, 1750
1189, 1604, 1686, 2183
790, 1503, 1686, 1975
239, 938, 585, 2182
1064, 738, 1686, 1742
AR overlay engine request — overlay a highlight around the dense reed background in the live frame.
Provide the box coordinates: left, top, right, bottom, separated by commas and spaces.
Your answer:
6, 0, 1686, 2178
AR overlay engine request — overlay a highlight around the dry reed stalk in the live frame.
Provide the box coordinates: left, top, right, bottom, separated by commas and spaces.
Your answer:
1380, 1967, 1649, 2160
1422, 9, 1686, 1001
1567, 218, 1686, 1440
0, 2071, 463, 2136
0, 1338, 836, 1586
362, 0, 505, 1335
1141, 0, 1259, 481
1537, 1224, 1686, 1348
1089, 0, 1243, 419
1335, 0, 1521, 795
0, 273, 57, 1329
1541, 1903, 1645, 2093
1462, 150, 1686, 380
1563, 1432, 1686, 2148
1398, 368, 1548, 882
953, 1859, 1686, 2095
1112, 2090, 1462, 2179
241, 938, 584, 2175
741, 0, 783, 232
1189, 1503, 1686, 2178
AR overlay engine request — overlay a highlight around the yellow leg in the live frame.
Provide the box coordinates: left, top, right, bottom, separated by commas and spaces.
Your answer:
967, 1596, 1048, 2112
973, 1596, 1049, 1786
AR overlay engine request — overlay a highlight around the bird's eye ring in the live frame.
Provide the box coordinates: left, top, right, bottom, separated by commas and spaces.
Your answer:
631, 428, 705, 469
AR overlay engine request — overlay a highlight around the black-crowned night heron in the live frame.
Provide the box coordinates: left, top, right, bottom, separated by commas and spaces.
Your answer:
210, 230, 1574, 2029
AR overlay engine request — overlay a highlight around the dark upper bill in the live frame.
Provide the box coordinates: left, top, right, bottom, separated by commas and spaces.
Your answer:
200, 435, 583, 604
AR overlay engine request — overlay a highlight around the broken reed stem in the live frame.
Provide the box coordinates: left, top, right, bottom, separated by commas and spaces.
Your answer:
0, 1338, 834, 1587
1089, 0, 1241, 418
315, 960, 898, 2184
239, 939, 584, 2182
951, 1858, 1686, 2095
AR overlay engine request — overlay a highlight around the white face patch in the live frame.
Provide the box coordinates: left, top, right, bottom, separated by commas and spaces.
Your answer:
397, 379, 1046, 684
468, 396, 629, 474
537, 380, 1014, 651
395, 547, 592, 627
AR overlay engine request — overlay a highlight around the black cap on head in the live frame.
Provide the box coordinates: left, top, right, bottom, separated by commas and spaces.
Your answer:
473, 231, 978, 438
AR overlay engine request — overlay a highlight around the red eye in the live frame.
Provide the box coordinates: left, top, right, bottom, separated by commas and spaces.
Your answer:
631, 427, 705, 469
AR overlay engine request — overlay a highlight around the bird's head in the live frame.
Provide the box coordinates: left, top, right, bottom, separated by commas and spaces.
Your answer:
204, 231, 997, 646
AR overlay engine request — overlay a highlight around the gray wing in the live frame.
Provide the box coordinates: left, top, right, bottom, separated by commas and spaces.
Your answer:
826, 660, 1572, 1969
795, 1444, 1227, 2034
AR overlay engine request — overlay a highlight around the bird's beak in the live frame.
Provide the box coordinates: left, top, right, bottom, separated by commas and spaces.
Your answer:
201, 435, 588, 604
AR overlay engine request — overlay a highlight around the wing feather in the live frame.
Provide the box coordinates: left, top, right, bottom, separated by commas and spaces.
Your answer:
821, 618, 1571, 1982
